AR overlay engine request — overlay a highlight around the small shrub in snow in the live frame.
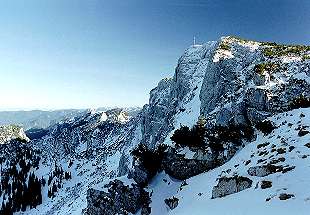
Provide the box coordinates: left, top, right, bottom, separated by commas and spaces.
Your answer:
254, 62, 279, 75
219, 42, 231, 51
170, 117, 206, 148
290, 95, 310, 109
131, 143, 167, 178
170, 126, 192, 147
255, 120, 275, 135
206, 124, 254, 153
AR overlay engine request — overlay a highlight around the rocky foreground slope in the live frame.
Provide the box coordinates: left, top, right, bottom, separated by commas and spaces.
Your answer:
1, 36, 310, 215
0, 125, 29, 144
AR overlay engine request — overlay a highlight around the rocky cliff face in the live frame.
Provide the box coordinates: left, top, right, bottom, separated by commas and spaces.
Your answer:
1, 36, 310, 215
141, 42, 217, 149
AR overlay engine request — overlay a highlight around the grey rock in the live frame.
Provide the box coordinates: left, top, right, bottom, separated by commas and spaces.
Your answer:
215, 108, 233, 126
164, 197, 179, 210
128, 160, 151, 186
162, 147, 217, 180
279, 193, 295, 200
141, 78, 174, 149
117, 153, 130, 177
247, 108, 271, 125
245, 88, 268, 111
247, 164, 280, 177
84, 179, 150, 215
212, 176, 253, 198
261, 180, 272, 189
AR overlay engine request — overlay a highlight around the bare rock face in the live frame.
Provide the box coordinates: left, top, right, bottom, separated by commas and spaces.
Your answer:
162, 147, 217, 180
141, 78, 174, 149
212, 176, 253, 199
84, 180, 150, 215
245, 88, 268, 111
117, 153, 130, 177
141, 42, 217, 149
199, 36, 310, 132
128, 160, 151, 186
247, 108, 271, 125
200, 37, 262, 121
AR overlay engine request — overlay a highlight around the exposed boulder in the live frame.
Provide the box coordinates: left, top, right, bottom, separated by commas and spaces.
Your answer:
260, 180, 272, 189
248, 164, 278, 177
215, 108, 233, 127
164, 197, 179, 210
248, 164, 296, 176
84, 179, 150, 215
162, 147, 217, 180
279, 193, 295, 200
212, 176, 253, 198
298, 129, 309, 137
247, 164, 281, 177
214, 103, 253, 127
304, 143, 310, 148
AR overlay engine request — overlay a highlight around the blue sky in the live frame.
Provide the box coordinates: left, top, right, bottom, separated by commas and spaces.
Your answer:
1, 0, 310, 110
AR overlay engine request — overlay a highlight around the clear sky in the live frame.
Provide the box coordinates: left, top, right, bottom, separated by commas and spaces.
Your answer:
1, 0, 310, 110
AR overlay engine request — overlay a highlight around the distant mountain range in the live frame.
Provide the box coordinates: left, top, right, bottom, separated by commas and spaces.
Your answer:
0, 109, 86, 130
0, 107, 141, 130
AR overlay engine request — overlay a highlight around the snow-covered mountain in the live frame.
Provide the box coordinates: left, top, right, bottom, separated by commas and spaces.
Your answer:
0, 36, 310, 215
0, 107, 141, 131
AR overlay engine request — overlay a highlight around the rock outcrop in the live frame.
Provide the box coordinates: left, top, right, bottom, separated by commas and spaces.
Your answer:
162, 147, 217, 180
212, 176, 253, 198
247, 164, 280, 177
164, 197, 179, 210
0, 125, 30, 144
84, 180, 150, 215
128, 159, 152, 186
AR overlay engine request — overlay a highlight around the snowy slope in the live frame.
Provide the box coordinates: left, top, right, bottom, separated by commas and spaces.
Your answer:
149, 108, 310, 215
